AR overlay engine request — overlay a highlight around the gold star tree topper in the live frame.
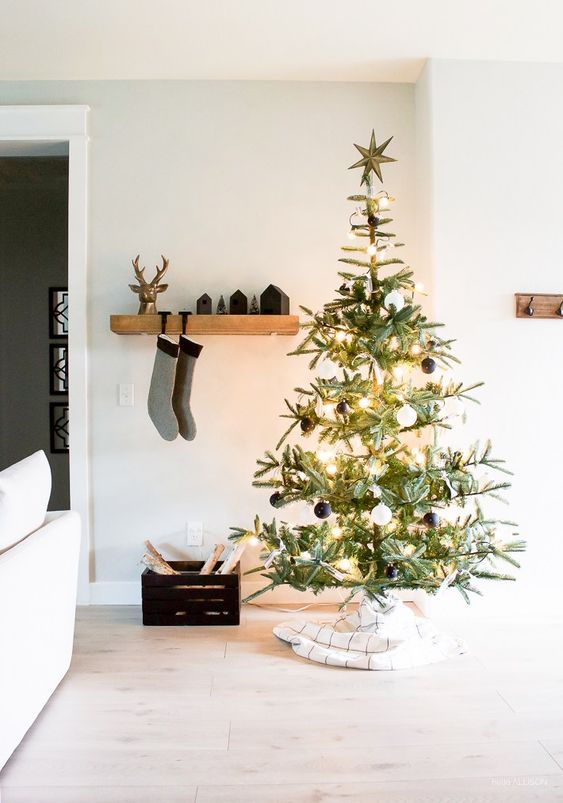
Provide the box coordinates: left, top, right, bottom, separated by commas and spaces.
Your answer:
349, 130, 396, 184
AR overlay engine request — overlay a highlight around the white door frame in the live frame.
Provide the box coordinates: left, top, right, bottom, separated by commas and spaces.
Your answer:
0, 105, 90, 603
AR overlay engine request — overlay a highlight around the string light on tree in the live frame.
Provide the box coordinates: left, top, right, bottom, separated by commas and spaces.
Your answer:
317, 447, 335, 463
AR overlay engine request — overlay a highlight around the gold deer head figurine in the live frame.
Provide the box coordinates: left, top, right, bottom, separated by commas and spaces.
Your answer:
129, 255, 169, 314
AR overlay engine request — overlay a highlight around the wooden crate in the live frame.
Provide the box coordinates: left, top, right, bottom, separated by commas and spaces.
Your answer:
141, 561, 241, 626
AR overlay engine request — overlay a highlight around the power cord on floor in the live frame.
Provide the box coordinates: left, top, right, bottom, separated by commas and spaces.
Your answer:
244, 600, 351, 614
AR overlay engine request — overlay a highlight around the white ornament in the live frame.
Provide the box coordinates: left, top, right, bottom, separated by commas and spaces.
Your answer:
384, 290, 405, 312
318, 359, 338, 380
370, 504, 393, 526
396, 404, 417, 428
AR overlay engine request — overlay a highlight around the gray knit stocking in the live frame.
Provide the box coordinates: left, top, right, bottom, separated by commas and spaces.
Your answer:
172, 336, 203, 441
147, 335, 179, 441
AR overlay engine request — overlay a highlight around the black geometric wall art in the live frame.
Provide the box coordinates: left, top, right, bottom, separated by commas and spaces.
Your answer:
50, 402, 69, 454
49, 287, 69, 338
50, 343, 68, 395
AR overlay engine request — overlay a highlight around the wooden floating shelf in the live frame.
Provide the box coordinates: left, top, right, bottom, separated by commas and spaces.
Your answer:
110, 314, 300, 336
515, 293, 563, 319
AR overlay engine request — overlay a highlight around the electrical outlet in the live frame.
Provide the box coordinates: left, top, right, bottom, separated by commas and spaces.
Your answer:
118, 383, 134, 407
186, 521, 203, 547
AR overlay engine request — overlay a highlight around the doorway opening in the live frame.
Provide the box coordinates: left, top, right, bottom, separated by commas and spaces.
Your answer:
0, 106, 89, 601
0, 141, 70, 508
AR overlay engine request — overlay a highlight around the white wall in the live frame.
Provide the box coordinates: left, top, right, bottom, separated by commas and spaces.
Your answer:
5, 67, 553, 615
0, 80, 416, 601
416, 60, 563, 616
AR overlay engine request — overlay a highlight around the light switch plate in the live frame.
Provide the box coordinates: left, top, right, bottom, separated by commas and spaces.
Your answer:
118, 383, 134, 407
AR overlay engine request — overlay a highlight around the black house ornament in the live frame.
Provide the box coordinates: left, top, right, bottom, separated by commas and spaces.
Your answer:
260, 284, 290, 315
197, 293, 212, 315
229, 289, 248, 315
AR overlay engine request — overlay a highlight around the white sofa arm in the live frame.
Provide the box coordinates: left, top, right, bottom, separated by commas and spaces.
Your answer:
0, 510, 81, 770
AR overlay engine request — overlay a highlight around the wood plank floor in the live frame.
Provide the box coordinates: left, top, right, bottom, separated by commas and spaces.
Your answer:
1, 605, 563, 802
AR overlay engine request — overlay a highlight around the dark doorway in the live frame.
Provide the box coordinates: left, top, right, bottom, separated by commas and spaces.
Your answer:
0, 152, 70, 509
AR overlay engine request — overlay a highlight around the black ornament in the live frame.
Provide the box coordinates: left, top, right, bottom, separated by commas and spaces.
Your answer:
196, 293, 212, 315
421, 357, 437, 374
300, 417, 315, 433
385, 564, 399, 579
423, 511, 440, 528
339, 283, 350, 294
314, 501, 332, 519
229, 289, 248, 315
260, 284, 290, 315
367, 214, 380, 227
269, 492, 282, 508
336, 400, 351, 416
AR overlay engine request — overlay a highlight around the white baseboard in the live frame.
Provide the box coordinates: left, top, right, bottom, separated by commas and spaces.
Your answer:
88, 582, 141, 605
87, 580, 430, 614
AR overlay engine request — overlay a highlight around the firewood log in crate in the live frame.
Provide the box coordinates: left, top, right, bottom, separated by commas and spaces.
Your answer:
141, 561, 241, 626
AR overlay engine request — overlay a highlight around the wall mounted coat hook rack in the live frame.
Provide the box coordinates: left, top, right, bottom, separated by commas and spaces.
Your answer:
515, 294, 563, 319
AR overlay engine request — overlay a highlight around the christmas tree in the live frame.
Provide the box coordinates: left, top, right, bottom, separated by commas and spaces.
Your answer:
231, 131, 525, 604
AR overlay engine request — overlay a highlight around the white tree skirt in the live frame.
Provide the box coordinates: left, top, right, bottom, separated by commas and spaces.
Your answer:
273, 593, 467, 670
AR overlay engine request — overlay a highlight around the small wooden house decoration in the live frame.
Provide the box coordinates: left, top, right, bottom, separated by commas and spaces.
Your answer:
197, 293, 212, 315
230, 290, 248, 315
260, 285, 289, 315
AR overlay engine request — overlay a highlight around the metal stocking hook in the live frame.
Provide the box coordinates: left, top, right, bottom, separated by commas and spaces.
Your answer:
158, 310, 171, 334
178, 310, 192, 336
524, 297, 534, 316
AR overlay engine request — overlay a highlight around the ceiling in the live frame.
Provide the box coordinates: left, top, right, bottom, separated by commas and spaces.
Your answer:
0, 0, 561, 83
